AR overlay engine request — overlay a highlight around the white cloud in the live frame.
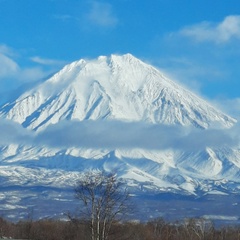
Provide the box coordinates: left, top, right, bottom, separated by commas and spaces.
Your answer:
180, 15, 240, 43
87, 1, 118, 28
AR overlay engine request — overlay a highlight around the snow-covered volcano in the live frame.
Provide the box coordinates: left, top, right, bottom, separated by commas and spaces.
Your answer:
0, 54, 240, 219
0, 53, 234, 130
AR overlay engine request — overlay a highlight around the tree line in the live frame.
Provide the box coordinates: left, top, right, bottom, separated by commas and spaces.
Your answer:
2, 216, 240, 240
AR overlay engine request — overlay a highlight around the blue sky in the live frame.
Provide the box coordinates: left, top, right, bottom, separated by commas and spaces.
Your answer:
1, 0, 240, 117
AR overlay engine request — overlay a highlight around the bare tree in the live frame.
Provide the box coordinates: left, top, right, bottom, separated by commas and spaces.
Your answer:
73, 170, 130, 240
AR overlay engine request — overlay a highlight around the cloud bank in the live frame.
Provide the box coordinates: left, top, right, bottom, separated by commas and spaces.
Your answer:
0, 119, 239, 152
0, 119, 33, 145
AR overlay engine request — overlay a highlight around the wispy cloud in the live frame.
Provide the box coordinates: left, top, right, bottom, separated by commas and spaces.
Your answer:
53, 2, 118, 30
19, 67, 50, 82
0, 44, 19, 78
0, 44, 66, 93
0, 45, 56, 104
212, 98, 240, 119
0, 119, 239, 152
0, 53, 47, 83
0, 44, 17, 57
0, 53, 19, 78
180, 15, 240, 43
87, 1, 118, 28
30, 56, 67, 66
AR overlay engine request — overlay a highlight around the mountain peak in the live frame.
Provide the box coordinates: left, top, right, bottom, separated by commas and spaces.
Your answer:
0, 53, 235, 131
110, 53, 138, 61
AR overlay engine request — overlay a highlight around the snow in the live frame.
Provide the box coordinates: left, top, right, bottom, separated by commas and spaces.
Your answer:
203, 215, 239, 221
0, 53, 240, 218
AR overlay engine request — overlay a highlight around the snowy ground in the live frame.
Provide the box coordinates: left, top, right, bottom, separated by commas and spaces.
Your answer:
1, 185, 240, 226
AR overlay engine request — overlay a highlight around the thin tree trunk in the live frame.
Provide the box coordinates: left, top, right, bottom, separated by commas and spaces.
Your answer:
91, 195, 95, 240
96, 209, 100, 240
